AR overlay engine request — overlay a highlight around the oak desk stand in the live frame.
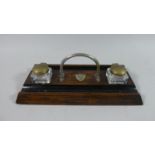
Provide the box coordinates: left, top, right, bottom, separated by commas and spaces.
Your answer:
16, 64, 143, 105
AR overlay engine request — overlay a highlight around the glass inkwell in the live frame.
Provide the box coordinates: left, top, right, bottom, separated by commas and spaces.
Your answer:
106, 63, 129, 84
30, 63, 52, 84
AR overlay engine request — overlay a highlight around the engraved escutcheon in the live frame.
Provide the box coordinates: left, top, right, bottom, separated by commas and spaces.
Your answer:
75, 74, 86, 82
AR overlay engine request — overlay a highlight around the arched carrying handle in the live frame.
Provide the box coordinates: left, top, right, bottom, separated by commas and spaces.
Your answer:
59, 53, 101, 82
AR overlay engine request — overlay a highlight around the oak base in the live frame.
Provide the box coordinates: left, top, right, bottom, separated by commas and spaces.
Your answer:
16, 65, 143, 105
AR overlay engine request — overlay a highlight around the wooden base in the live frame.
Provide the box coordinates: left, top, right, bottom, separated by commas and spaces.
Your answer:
17, 92, 142, 105
16, 65, 143, 105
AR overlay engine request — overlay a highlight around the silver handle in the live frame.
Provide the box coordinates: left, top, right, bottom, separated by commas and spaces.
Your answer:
60, 53, 100, 82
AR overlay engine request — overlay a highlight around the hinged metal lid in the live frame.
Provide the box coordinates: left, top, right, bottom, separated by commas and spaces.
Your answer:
110, 63, 127, 76
32, 63, 49, 75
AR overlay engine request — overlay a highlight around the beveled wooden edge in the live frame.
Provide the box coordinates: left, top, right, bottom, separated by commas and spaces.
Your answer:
16, 91, 143, 105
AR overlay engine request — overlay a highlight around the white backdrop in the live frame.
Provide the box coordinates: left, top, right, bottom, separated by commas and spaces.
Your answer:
0, 34, 155, 120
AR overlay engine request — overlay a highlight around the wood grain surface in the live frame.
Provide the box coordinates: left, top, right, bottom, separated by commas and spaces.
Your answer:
16, 65, 143, 105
